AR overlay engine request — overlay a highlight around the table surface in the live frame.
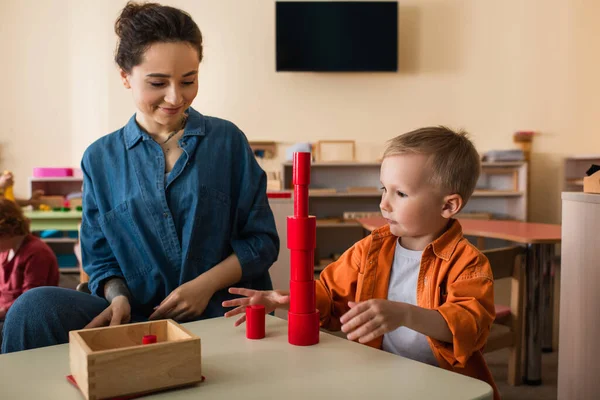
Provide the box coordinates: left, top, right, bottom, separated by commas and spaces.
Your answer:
0, 316, 492, 400
357, 217, 562, 244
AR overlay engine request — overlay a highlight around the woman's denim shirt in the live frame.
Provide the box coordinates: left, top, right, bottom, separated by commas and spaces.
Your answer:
80, 107, 279, 318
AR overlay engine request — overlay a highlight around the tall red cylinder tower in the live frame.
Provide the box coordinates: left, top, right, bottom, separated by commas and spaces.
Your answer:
287, 152, 320, 346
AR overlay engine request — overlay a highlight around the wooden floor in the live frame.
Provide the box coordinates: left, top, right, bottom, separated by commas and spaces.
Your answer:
485, 349, 557, 400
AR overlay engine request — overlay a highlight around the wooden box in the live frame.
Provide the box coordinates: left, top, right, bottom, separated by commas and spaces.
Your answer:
69, 320, 202, 400
583, 170, 600, 194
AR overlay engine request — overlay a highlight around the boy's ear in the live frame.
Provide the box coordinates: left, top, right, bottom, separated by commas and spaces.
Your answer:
441, 194, 463, 219
120, 69, 131, 89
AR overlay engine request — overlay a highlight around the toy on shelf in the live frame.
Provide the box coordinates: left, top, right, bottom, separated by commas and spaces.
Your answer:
287, 152, 320, 346
68, 319, 202, 400
33, 167, 74, 178
2, 170, 15, 202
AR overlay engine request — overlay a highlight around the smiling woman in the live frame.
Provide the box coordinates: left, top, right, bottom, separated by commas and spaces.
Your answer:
1, 1, 280, 353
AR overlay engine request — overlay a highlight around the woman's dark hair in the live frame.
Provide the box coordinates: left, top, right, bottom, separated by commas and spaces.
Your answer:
114, 1, 203, 73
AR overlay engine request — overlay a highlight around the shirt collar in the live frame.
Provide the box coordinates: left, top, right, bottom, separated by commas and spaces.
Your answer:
124, 106, 207, 150
371, 218, 463, 261
429, 219, 463, 261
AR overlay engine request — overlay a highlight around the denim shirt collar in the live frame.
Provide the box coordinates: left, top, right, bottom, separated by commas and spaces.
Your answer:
124, 107, 207, 150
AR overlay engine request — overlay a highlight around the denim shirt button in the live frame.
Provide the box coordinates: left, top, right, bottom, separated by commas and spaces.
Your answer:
163, 212, 168, 218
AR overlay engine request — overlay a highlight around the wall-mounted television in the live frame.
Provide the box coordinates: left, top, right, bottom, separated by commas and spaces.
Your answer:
276, 1, 398, 72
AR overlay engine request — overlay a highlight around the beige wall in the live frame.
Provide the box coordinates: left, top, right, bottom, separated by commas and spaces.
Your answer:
1, 0, 599, 224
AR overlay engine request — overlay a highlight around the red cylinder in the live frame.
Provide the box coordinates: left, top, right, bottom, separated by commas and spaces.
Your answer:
288, 311, 320, 346
246, 305, 266, 340
290, 250, 315, 281
142, 335, 157, 345
290, 280, 316, 314
293, 152, 311, 186
287, 216, 316, 250
294, 185, 309, 217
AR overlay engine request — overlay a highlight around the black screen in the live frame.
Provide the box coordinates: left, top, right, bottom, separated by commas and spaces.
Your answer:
276, 1, 398, 72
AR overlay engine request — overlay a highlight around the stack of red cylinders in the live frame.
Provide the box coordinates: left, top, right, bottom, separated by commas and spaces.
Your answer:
287, 152, 320, 346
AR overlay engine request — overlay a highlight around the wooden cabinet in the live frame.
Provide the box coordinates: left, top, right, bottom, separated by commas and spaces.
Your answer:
563, 156, 600, 192
28, 176, 83, 273
558, 192, 600, 400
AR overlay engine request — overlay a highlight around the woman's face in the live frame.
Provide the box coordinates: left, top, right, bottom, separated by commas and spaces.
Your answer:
120, 41, 200, 133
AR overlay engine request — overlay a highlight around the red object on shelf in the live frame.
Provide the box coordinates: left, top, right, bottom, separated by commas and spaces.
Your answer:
142, 335, 157, 345
246, 305, 266, 339
288, 152, 319, 346
267, 192, 292, 199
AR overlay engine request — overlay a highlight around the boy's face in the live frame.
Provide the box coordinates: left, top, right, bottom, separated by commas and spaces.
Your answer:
379, 154, 459, 249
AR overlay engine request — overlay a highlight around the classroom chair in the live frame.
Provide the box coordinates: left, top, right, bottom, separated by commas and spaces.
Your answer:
482, 245, 525, 386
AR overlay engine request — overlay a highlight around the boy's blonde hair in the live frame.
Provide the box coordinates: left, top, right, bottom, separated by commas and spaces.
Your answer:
384, 126, 481, 203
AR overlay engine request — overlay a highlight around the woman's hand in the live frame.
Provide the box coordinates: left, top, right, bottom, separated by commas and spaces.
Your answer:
222, 288, 290, 326
148, 276, 215, 322
84, 296, 131, 328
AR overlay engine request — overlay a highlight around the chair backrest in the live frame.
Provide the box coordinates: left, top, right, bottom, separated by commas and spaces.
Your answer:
481, 246, 524, 280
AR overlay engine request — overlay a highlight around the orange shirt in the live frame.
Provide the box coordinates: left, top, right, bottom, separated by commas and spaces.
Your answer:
316, 219, 500, 400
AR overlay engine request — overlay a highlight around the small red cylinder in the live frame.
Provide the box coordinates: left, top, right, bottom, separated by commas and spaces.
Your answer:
288, 311, 320, 346
287, 216, 316, 250
290, 250, 315, 281
294, 185, 309, 217
142, 335, 157, 345
290, 280, 316, 314
246, 305, 266, 340
293, 152, 311, 186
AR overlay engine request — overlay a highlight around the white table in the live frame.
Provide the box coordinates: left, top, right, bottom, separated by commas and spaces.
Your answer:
0, 316, 493, 399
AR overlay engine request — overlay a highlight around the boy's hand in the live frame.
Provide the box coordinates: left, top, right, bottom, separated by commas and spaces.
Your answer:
222, 288, 290, 326
85, 296, 131, 328
149, 276, 215, 322
340, 300, 408, 343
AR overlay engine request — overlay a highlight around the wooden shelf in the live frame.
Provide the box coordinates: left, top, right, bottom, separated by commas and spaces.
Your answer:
41, 238, 78, 244
472, 190, 523, 197
59, 267, 80, 273
310, 190, 381, 198
566, 178, 584, 186
481, 161, 526, 167
316, 220, 362, 228
30, 177, 83, 182
283, 161, 381, 167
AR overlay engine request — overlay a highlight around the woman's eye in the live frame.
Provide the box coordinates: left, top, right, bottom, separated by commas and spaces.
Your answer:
150, 82, 165, 87
182, 81, 196, 86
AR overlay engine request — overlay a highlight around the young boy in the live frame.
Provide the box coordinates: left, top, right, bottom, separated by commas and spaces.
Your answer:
0, 198, 59, 342
223, 127, 499, 399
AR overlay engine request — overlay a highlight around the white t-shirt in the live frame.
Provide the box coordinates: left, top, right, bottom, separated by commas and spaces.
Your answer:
382, 240, 439, 366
